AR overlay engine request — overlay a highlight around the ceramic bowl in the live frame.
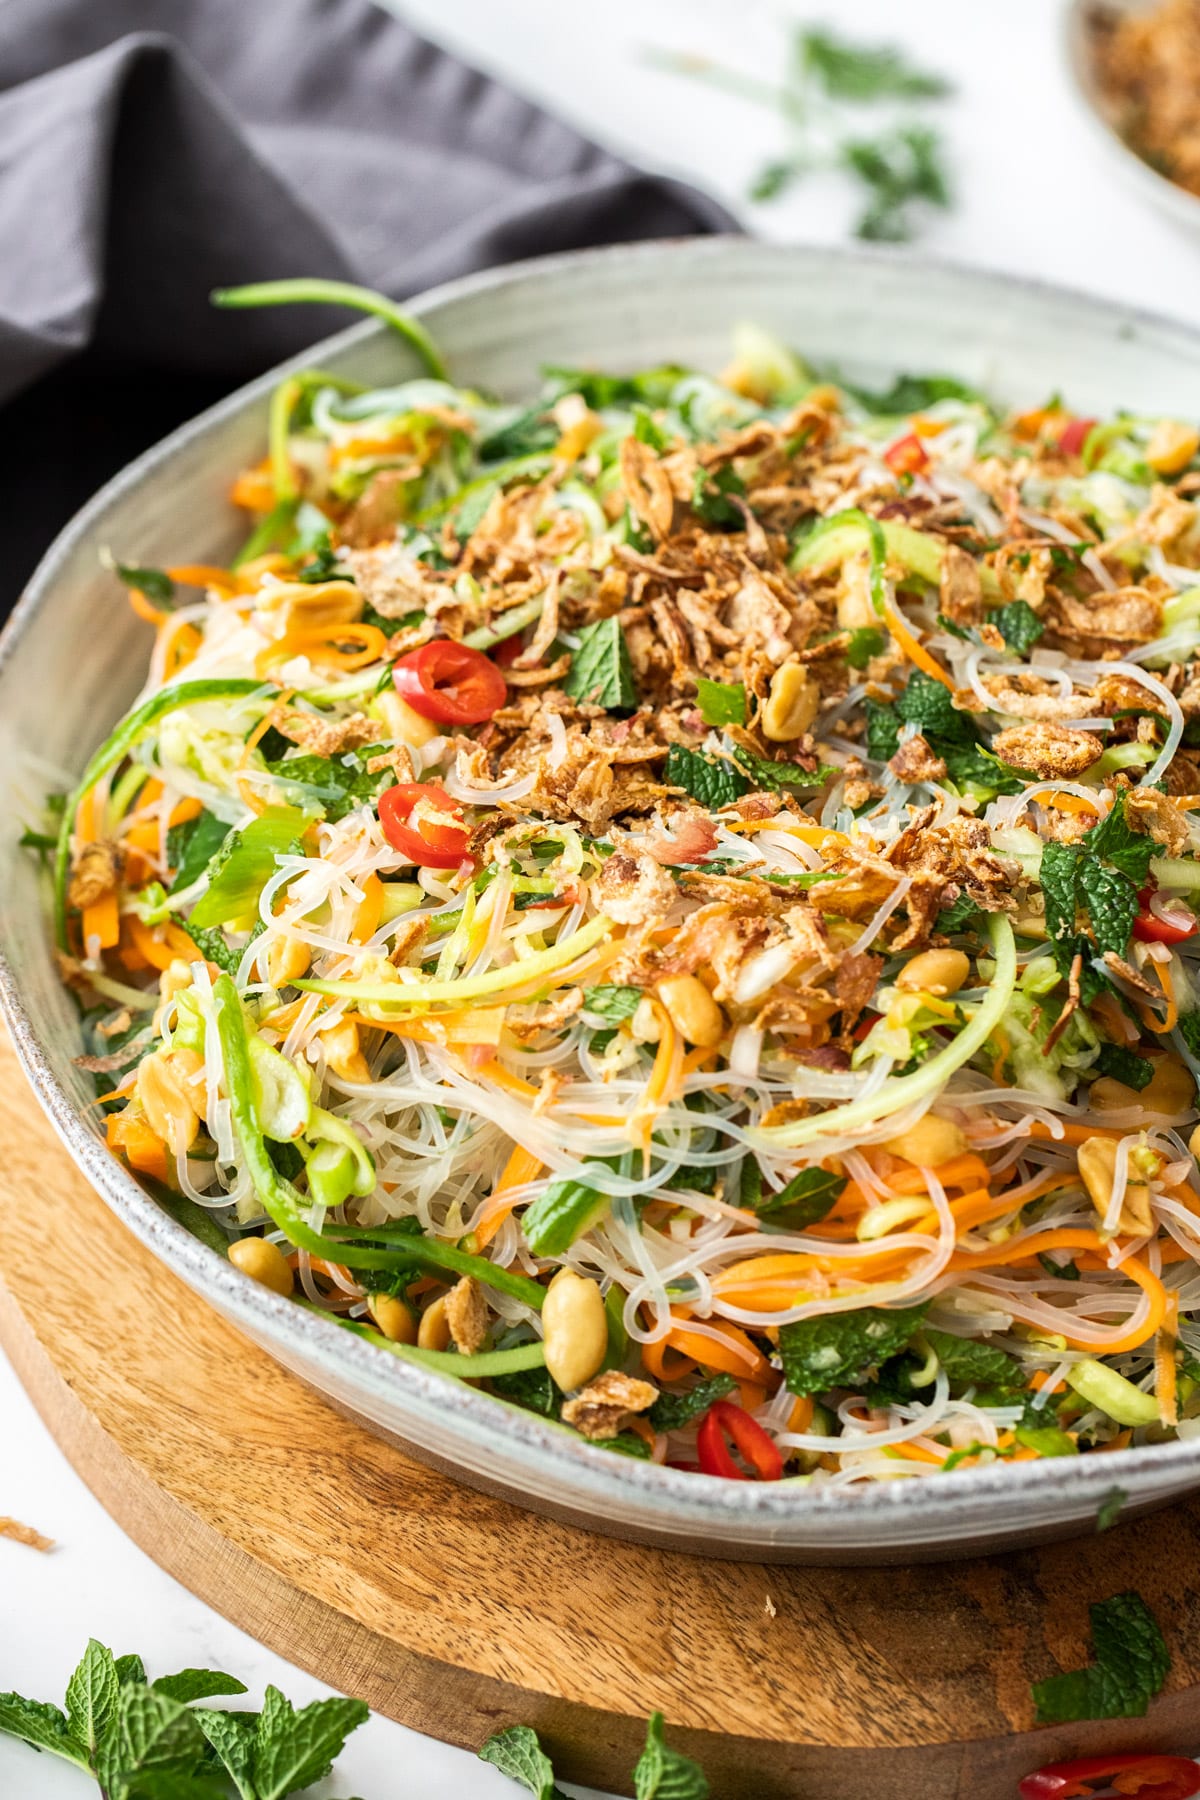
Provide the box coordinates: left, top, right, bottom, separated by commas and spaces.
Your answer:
1064, 0, 1200, 239
6, 239, 1200, 1563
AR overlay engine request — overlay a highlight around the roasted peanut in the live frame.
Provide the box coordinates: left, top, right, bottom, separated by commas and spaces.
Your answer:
895, 948, 970, 996
375, 687, 440, 748
229, 1236, 294, 1296
880, 1113, 967, 1168
541, 1268, 608, 1393
417, 1294, 451, 1351
367, 1292, 417, 1344
1077, 1135, 1153, 1237
1146, 419, 1200, 476
761, 663, 820, 741
319, 1018, 370, 1083
136, 1046, 205, 1153
657, 975, 725, 1048
1091, 1054, 1193, 1117
1190, 1121, 1200, 1162
266, 932, 311, 988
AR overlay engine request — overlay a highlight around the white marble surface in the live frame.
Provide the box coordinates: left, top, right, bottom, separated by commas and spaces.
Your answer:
6, 1, 1200, 1795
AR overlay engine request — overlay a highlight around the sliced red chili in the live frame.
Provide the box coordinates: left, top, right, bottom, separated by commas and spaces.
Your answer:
883, 431, 929, 476
1057, 416, 1098, 458
1133, 881, 1197, 945
1020, 1752, 1200, 1800
696, 1400, 783, 1481
391, 639, 506, 725
378, 781, 469, 869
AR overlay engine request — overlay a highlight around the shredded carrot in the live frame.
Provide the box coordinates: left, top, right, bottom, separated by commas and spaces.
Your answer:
166, 563, 242, 596
82, 889, 121, 952
788, 1395, 814, 1433
164, 621, 203, 677
127, 587, 167, 626
883, 595, 954, 689
951, 1228, 1167, 1354
352, 873, 384, 944
1136, 956, 1179, 1035
231, 462, 276, 512
630, 1002, 682, 1152
106, 1112, 168, 1182
1157, 1289, 1179, 1428
475, 1143, 546, 1247
640, 1312, 774, 1387
127, 917, 200, 971
255, 622, 388, 676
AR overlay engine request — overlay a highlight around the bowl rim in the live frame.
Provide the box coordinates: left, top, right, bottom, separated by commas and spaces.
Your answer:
1061, 0, 1200, 235
7, 233, 1200, 1540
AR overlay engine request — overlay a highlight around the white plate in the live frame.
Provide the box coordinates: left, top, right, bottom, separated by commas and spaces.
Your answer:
5, 238, 1200, 1562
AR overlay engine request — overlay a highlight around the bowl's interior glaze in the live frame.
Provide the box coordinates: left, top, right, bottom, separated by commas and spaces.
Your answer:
7, 240, 1200, 1561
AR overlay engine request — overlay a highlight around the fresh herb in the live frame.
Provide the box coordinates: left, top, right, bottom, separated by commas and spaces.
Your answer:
732, 747, 839, 792
107, 559, 177, 605
865, 699, 902, 761
778, 1302, 928, 1397
844, 373, 987, 416
168, 809, 232, 895
186, 923, 244, 978
895, 669, 973, 742
1083, 791, 1156, 885
489, 1363, 561, 1418
846, 625, 886, 668
695, 677, 747, 728
478, 406, 559, 463
480, 1725, 566, 1800
1078, 858, 1139, 960
633, 1712, 709, 1800
1039, 1252, 1081, 1281
752, 1167, 846, 1231
662, 744, 750, 809
265, 750, 389, 822
649, 1373, 737, 1433
936, 893, 982, 935
583, 985, 644, 1024
541, 364, 687, 412
1031, 1591, 1170, 1724
1039, 837, 1133, 999
691, 463, 747, 527
1180, 1012, 1200, 1060
992, 600, 1044, 654
653, 27, 951, 244
1097, 1487, 1129, 1533
189, 807, 309, 930
19, 826, 57, 852
0, 1638, 366, 1798
1093, 1044, 1155, 1091
562, 616, 637, 710
940, 742, 1026, 797
922, 1328, 1025, 1400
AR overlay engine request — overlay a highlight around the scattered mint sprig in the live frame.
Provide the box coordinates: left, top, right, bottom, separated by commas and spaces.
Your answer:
481, 1712, 708, 1800
0, 1640, 367, 1800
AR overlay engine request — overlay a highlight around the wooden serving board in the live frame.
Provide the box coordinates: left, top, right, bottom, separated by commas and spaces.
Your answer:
4, 1029, 1200, 1799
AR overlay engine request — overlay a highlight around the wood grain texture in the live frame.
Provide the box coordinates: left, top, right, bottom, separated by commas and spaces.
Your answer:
4, 1027, 1200, 1798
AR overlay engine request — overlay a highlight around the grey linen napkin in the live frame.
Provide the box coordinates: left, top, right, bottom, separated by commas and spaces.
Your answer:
0, 0, 734, 595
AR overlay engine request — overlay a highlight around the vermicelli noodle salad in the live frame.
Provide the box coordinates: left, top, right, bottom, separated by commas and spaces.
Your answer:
40, 279, 1200, 1488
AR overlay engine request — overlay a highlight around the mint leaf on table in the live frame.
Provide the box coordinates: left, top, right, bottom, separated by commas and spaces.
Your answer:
93, 1684, 208, 1793
562, 616, 637, 709
633, 1712, 709, 1800
1093, 1044, 1155, 1091
752, 1167, 846, 1231
66, 1639, 120, 1759
662, 745, 749, 809
694, 677, 746, 728
778, 1303, 929, 1397
251, 1687, 369, 1800
1097, 1486, 1128, 1533
801, 26, 949, 100
992, 600, 1044, 654
479, 1724, 567, 1800
152, 1670, 248, 1705
115, 1656, 148, 1688
193, 1709, 256, 1800
1032, 1591, 1170, 1724
649, 1373, 737, 1433
0, 1693, 90, 1769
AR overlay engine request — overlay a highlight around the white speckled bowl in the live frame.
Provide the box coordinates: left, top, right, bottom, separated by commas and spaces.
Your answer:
1064, 0, 1200, 239
5, 240, 1200, 1562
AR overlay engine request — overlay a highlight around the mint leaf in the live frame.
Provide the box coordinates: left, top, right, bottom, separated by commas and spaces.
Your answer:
1084, 793, 1155, 885
801, 29, 949, 102
895, 670, 973, 743
1097, 1487, 1128, 1532
479, 1723, 566, 1799
1078, 858, 1137, 959
1093, 1044, 1155, 1091
633, 1711, 709, 1800
1180, 1011, 1200, 1059
168, 810, 230, 895
185, 923, 243, 978
992, 600, 1044, 654
936, 893, 981, 934
695, 678, 746, 728
122, 1773, 229, 1799
649, 1374, 737, 1433
194, 1708, 257, 1800
489, 1363, 560, 1419
865, 699, 901, 761
691, 463, 746, 527
941, 742, 1026, 796
66, 1637, 119, 1757
94, 1683, 207, 1792
116, 1656, 148, 1687
251, 1686, 369, 1800
0, 1694, 89, 1769
846, 625, 886, 668
1032, 1591, 1170, 1724
265, 751, 389, 823
778, 1303, 929, 1397
112, 561, 177, 605
922, 1328, 1024, 1399
753, 1167, 846, 1231
583, 985, 643, 1023
562, 616, 636, 709
152, 1669, 248, 1704
732, 748, 839, 792
662, 745, 749, 809
1040, 840, 1082, 952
